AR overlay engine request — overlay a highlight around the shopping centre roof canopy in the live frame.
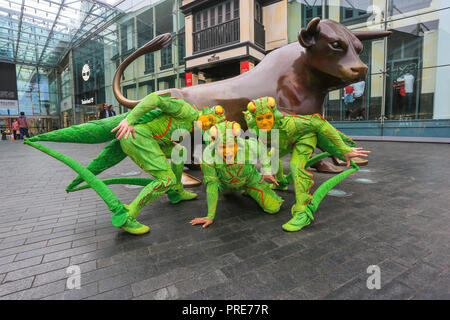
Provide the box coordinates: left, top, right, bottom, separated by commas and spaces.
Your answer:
0, 0, 125, 68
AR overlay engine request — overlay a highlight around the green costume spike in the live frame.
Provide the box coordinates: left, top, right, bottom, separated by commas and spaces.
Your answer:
196, 121, 283, 225
245, 96, 360, 232
25, 92, 211, 235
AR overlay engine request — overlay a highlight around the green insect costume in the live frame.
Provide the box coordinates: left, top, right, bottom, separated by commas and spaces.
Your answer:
200, 121, 284, 223
243, 96, 359, 232
25, 92, 206, 235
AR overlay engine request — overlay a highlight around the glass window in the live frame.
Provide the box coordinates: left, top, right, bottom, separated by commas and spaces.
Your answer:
145, 53, 154, 74
210, 7, 216, 26
234, 0, 239, 19
161, 45, 172, 67
388, 0, 434, 17
386, 19, 440, 120
218, 5, 223, 24
226, 2, 231, 21
203, 10, 208, 29
255, 1, 262, 23
195, 13, 201, 31
339, 0, 372, 25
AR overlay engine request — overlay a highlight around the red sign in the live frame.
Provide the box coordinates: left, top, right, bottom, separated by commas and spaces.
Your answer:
240, 61, 250, 74
186, 72, 193, 86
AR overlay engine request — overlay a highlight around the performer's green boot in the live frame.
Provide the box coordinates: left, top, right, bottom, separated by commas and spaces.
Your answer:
282, 204, 313, 232
282, 212, 311, 232
167, 188, 197, 204
121, 215, 150, 235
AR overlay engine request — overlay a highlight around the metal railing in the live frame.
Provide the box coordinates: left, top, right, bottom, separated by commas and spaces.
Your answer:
193, 18, 240, 53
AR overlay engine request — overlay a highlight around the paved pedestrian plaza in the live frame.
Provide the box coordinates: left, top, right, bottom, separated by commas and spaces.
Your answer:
0, 140, 448, 299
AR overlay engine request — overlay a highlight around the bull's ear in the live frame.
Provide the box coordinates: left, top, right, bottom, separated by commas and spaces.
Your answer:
298, 17, 321, 48
352, 30, 392, 41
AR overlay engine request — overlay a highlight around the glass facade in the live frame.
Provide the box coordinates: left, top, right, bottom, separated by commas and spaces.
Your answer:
1, 0, 449, 139
288, 0, 450, 138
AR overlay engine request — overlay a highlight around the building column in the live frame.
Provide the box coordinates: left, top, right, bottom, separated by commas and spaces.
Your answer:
240, 0, 254, 43
433, 8, 450, 119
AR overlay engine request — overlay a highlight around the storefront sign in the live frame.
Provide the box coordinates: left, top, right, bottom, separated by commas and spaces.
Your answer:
208, 54, 220, 62
240, 61, 250, 74
186, 72, 193, 86
82, 64, 91, 82
0, 99, 18, 111
81, 97, 94, 105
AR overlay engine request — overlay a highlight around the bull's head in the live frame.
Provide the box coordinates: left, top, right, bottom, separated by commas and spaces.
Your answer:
298, 17, 391, 87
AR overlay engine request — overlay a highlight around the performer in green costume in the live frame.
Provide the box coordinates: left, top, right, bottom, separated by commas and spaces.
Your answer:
25, 92, 217, 235
243, 96, 370, 232
190, 120, 283, 228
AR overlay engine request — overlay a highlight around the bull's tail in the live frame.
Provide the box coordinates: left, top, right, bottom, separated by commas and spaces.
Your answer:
113, 33, 172, 108
25, 113, 127, 144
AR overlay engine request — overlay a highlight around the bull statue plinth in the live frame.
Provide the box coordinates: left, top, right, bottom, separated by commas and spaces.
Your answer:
113, 18, 391, 184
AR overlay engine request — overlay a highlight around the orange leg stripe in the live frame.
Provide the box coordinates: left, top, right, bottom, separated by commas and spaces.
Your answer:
138, 182, 164, 205
153, 117, 172, 139
246, 186, 265, 209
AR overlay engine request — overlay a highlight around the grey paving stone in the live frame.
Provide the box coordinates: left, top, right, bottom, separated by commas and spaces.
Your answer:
0, 254, 16, 266
0, 255, 43, 274
33, 260, 97, 287
368, 280, 416, 300
43, 282, 99, 300
0, 277, 34, 297
323, 276, 371, 300
1, 279, 67, 300
85, 285, 133, 300
15, 242, 72, 261
131, 267, 195, 297
394, 261, 442, 290
42, 243, 97, 263
412, 269, 450, 300
4, 258, 70, 282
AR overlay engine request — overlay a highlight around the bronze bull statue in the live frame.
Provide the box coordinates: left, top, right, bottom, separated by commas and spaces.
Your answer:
112, 17, 390, 181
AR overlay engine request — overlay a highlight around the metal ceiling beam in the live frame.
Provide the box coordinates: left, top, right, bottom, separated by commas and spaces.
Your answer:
37, 0, 66, 65
13, 0, 25, 60
67, 2, 97, 44
5, 0, 106, 20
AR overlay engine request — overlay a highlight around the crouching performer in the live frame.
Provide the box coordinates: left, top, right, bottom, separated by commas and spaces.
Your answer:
190, 120, 284, 228
244, 96, 370, 232
24, 92, 216, 235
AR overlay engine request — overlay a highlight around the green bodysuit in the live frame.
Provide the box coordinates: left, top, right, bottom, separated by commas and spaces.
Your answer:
244, 96, 357, 232
25, 92, 205, 234
201, 121, 283, 222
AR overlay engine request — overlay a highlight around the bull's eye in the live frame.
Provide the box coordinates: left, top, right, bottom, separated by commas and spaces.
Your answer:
330, 41, 344, 51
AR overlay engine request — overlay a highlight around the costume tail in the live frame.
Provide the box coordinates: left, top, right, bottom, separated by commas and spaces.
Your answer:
24, 139, 129, 227
26, 113, 127, 144
66, 139, 128, 191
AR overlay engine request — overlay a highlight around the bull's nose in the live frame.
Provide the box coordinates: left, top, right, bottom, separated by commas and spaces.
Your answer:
351, 65, 368, 77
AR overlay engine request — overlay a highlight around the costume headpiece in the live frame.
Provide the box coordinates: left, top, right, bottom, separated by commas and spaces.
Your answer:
243, 96, 284, 128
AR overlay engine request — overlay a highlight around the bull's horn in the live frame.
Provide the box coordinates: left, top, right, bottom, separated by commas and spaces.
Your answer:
112, 33, 172, 108
352, 30, 392, 41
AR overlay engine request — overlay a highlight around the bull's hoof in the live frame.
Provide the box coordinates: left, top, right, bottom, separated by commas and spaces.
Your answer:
182, 172, 202, 188
310, 160, 343, 174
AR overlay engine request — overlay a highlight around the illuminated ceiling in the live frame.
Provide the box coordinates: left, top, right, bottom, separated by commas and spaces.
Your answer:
0, 0, 125, 68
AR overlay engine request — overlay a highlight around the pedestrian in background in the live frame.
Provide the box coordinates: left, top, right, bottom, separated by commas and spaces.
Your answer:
108, 105, 116, 117
18, 112, 30, 139
12, 119, 20, 140
99, 103, 109, 119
